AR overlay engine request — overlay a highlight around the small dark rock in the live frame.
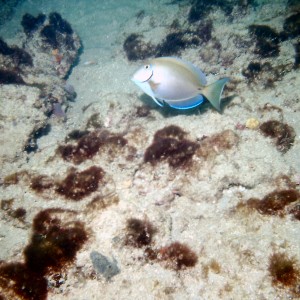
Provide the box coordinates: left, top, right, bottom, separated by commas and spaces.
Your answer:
90, 251, 120, 281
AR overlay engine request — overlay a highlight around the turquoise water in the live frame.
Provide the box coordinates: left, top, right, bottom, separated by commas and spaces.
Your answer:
0, 0, 175, 49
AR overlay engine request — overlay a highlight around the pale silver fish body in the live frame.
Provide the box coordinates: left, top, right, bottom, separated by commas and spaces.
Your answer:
131, 56, 229, 111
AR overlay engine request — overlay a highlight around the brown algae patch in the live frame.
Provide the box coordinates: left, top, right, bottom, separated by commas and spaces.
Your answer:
55, 166, 104, 200
242, 189, 300, 217
5, 166, 106, 201
124, 218, 198, 271
259, 120, 296, 153
125, 218, 157, 248
0, 208, 88, 300
57, 130, 127, 164
157, 242, 198, 271
269, 253, 300, 293
144, 125, 198, 168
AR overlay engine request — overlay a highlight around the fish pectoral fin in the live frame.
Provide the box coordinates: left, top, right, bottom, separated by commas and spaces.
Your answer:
201, 77, 230, 112
152, 96, 164, 107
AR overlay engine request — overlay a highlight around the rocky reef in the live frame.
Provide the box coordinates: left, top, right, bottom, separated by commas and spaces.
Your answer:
0, 12, 81, 163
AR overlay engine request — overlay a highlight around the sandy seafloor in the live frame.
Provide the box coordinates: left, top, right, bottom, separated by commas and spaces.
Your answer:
0, 0, 300, 299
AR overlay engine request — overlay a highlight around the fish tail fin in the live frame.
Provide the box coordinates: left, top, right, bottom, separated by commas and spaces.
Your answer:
201, 77, 230, 112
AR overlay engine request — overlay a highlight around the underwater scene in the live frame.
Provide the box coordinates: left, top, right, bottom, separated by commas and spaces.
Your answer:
0, 0, 299, 299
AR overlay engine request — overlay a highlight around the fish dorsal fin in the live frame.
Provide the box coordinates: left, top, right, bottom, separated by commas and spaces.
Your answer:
153, 57, 207, 86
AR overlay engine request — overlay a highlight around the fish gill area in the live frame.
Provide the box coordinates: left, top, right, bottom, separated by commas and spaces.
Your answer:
0, 1, 300, 299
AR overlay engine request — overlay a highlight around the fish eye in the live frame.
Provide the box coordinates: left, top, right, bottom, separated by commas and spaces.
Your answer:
144, 65, 150, 69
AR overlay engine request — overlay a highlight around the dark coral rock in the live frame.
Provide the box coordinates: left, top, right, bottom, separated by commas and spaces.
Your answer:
249, 25, 280, 58
86, 113, 103, 129
294, 41, 300, 68
247, 189, 299, 216
283, 12, 300, 39
65, 129, 89, 141
24, 123, 51, 153
242, 61, 262, 80
123, 33, 155, 61
0, 38, 33, 66
0, 38, 14, 55
156, 32, 190, 57
123, 19, 212, 60
55, 166, 104, 200
259, 120, 296, 153
255, 39, 280, 57
58, 130, 127, 164
144, 125, 198, 168
188, 0, 233, 23
125, 218, 157, 248
158, 242, 198, 270
136, 105, 151, 117
40, 13, 75, 49
49, 12, 73, 34
195, 20, 213, 43
249, 25, 280, 42
0, 69, 25, 84
11, 47, 33, 66
242, 62, 288, 88
269, 253, 299, 287
287, 0, 300, 7
21, 13, 46, 36
156, 29, 202, 57
188, 1, 207, 23
40, 24, 58, 48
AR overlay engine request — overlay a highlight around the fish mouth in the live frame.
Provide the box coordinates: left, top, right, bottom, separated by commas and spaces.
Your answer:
142, 69, 153, 82
132, 68, 153, 83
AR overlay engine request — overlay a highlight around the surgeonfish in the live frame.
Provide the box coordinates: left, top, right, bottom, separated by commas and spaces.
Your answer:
131, 56, 230, 111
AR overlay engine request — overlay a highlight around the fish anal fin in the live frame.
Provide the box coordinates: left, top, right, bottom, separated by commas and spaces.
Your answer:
165, 95, 204, 110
